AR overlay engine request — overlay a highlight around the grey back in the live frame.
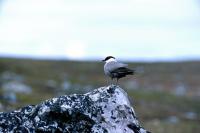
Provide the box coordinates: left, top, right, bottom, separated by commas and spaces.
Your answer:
104, 61, 127, 75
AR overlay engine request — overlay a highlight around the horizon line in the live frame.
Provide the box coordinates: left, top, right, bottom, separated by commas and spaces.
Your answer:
0, 54, 200, 63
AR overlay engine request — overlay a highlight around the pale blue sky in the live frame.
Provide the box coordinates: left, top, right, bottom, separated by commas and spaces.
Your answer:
0, 0, 200, 61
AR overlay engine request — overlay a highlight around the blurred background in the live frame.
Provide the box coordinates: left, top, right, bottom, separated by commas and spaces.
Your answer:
0, 0, 200, 132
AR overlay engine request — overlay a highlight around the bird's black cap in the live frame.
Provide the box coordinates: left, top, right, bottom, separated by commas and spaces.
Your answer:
102, 56, 115, 62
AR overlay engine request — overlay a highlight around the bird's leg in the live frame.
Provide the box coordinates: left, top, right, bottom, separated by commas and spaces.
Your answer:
108, 77, 111, 85
111, 78, 114, 85
112, 78, 115, 85
109, 77, 113, 85
116, 78, 119, 85
112, 78, 117, 86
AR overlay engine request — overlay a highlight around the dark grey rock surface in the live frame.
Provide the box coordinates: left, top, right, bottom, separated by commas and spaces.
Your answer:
0, 85, 150, 133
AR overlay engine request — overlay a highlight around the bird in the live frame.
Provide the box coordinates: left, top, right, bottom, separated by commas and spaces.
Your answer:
102, 56, 134, 84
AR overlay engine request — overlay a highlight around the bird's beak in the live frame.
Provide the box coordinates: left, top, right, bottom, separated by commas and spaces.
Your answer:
102, 59, 105, 62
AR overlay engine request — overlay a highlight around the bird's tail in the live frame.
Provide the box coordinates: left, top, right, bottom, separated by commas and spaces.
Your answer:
124, 68, 134, 75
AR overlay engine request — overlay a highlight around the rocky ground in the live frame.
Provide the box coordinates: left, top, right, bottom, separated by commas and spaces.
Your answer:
0, 85, 150, 133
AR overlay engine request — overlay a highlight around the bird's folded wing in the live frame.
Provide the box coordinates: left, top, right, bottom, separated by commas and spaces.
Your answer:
106, 61, 128, 72
111, 67, 134, 74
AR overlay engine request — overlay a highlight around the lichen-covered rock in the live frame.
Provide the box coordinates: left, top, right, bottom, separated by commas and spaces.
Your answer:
0, 85, 150, 133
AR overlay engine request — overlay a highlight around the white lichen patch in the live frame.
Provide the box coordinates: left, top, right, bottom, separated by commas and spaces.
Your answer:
34, 116, 40, 122
115, 87, 131, 106
38, 105, 50, 115
89, 93, 100, 101
52, 98, 58, 103
61, 104, 71, 111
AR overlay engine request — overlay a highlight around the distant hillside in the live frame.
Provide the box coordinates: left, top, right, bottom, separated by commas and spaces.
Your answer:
0, 57, 200, 96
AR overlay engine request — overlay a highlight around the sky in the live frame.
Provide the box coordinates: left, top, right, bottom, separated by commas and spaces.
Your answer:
0, 0, 200, 61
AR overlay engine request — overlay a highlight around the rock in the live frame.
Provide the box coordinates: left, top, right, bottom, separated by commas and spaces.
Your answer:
2, 92, 17, 104
166, 116, 179, 124
0, 85, 150, 133
46, 80, 58, 89
0, 71, 24, 82
2, 81, 32, 94
184, 112, 197, 120
61, 80, 71, 91
0, 103, 3, 110
174, 83, 187, 96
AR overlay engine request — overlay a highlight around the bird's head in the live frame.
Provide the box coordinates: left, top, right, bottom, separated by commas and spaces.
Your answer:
102, 56, 116, 63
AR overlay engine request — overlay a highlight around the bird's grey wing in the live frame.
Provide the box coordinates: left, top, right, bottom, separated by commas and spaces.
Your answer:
106, 61, 128, 72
